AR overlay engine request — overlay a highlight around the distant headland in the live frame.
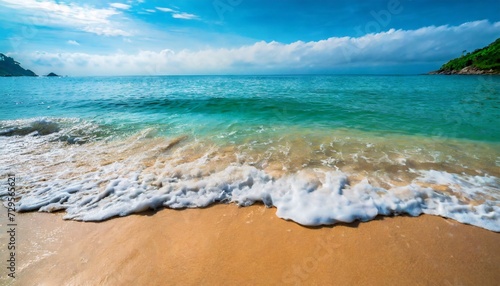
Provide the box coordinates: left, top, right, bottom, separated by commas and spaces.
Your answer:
0, 53, 60, 77
430, 38, 500, 75
0, 53, 37, 77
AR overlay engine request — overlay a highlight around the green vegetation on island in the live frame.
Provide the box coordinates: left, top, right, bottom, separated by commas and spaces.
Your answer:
0, 53, 37, 77
432, 38, 500, 75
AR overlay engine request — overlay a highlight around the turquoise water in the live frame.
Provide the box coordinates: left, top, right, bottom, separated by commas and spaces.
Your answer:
1, 75, 499, 231
1, 75, 499, 141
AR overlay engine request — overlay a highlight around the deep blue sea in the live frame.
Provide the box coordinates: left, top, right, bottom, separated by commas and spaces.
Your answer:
1, 75, 499, 231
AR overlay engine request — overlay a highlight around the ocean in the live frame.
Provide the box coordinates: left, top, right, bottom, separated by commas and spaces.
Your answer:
0, 75, 499, 231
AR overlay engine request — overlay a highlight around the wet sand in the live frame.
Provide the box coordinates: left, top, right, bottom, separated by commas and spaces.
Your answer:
2, 204, 499, 285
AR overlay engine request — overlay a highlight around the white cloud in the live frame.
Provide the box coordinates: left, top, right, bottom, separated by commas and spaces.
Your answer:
67, 40, 80, 46
172, 12, 198, 20
0, 0, 130, 36
110, 3, 131, 10
145, 9, 156, 13
16, 20, 500, 76
156, 6, 198, 20
156, 7, 175, 13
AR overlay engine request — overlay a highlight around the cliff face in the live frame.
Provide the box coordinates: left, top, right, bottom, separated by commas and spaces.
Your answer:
0, 53, 37, 77
431, 38, 500, 75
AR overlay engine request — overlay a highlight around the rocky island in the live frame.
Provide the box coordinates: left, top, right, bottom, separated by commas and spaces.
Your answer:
0, 53, 37, 77
430, 38, 500, 75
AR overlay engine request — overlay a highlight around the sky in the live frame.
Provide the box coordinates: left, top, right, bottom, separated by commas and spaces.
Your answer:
0, 0, 499, 76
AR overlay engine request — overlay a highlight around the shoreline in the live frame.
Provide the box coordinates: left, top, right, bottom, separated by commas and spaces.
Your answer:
2, 204, 499, 285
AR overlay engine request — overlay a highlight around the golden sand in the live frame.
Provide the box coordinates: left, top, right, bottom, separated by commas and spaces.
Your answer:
3, 205, 499, 286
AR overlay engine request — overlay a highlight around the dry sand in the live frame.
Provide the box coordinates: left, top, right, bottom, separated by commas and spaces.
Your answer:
1, 204, 499, 285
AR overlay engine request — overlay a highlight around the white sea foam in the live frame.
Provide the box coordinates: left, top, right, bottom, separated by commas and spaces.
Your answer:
1, 119, 499, 232
8, 161, 500, 231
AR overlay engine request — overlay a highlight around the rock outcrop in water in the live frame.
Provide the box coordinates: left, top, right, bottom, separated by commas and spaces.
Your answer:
0, 53, 37, 77
430, 38, 500, 75
430, 66, 498, 75
46, 72, 60, 77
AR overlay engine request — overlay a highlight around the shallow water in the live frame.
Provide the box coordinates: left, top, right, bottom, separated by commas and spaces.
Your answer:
0, 75, 499, 231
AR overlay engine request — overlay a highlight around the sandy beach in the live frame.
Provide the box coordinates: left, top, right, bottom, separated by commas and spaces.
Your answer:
1, 204, 498, 286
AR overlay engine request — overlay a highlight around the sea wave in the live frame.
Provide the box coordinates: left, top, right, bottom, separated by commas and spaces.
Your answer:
6, 164, 500, 231
1, 126, 498, 232
0, 118, 113, 144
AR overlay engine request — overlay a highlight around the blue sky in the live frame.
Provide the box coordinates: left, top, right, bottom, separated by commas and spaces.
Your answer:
0, 0, 499, 75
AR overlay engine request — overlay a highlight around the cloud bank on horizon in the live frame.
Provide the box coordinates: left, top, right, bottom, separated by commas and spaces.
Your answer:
0, 0, 499, 75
